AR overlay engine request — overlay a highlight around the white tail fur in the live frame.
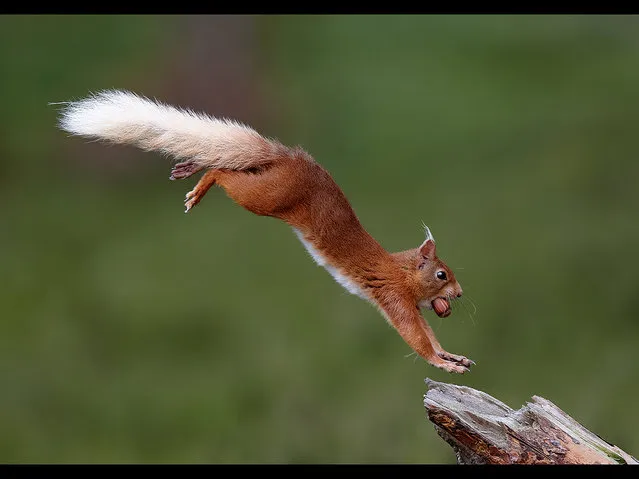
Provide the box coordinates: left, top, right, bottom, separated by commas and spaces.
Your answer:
56, 90, 278, 170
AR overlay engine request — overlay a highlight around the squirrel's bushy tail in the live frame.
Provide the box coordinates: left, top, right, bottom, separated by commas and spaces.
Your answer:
56, 90, 280, 170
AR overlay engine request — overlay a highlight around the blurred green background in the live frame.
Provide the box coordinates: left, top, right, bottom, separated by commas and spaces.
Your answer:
1, 14, 638, 463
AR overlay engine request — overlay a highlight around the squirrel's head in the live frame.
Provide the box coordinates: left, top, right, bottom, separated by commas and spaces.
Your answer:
396, 226, 462, 318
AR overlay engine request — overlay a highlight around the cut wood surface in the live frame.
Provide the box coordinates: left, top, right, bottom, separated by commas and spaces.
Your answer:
423, 378, 638, 465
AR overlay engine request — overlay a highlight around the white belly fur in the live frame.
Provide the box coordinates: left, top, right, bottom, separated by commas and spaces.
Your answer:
292, 227, 369, 301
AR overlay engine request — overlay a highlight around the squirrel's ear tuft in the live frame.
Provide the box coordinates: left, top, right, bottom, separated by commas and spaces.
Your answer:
422, 224, 435, 243
418, 224, 436, 258
419, 224, 436, 258
419, 239, 436, 258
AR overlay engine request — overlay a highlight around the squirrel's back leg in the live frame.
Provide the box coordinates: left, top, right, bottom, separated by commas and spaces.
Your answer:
181, 167, 273, 215
167, 160, 218, 212
184, 169, 218, 212
178, 158, 314, 218
169, 161, 225, 213
170, 164, 256, 214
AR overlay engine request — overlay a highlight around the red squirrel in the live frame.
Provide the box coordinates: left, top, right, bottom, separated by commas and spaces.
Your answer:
57, 90, 474, 373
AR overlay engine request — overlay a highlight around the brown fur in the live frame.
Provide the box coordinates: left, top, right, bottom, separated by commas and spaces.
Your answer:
59, 90, 473, 373
174, 147, 473, 373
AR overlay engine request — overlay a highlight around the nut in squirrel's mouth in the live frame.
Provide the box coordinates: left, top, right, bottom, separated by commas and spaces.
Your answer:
432, 297, 451, 318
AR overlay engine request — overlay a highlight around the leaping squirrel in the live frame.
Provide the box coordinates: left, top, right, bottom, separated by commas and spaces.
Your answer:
57, 90, 474, 373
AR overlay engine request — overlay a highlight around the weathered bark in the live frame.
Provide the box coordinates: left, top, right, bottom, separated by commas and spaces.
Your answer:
424, 378, 638, 465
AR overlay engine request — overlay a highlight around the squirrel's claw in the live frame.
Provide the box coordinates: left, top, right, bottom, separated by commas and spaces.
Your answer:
184, 186, 203, 213
437, 361, 471, 374
437, 350, 475, 371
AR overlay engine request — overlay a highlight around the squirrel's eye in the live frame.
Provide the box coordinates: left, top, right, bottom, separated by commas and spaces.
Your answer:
436, 271, 447, 280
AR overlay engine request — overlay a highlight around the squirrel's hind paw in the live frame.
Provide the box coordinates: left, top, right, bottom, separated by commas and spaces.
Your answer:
184, 188, 200, 213
170, 161, 202, 181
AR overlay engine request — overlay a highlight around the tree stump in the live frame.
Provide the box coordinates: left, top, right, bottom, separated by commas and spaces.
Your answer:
423, 378, 638, 465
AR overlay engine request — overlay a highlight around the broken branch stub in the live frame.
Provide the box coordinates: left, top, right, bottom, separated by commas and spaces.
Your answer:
423, 378, 638, 465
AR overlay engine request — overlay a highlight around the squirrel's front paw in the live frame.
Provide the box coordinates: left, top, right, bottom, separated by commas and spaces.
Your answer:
435, 351, 475, 374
